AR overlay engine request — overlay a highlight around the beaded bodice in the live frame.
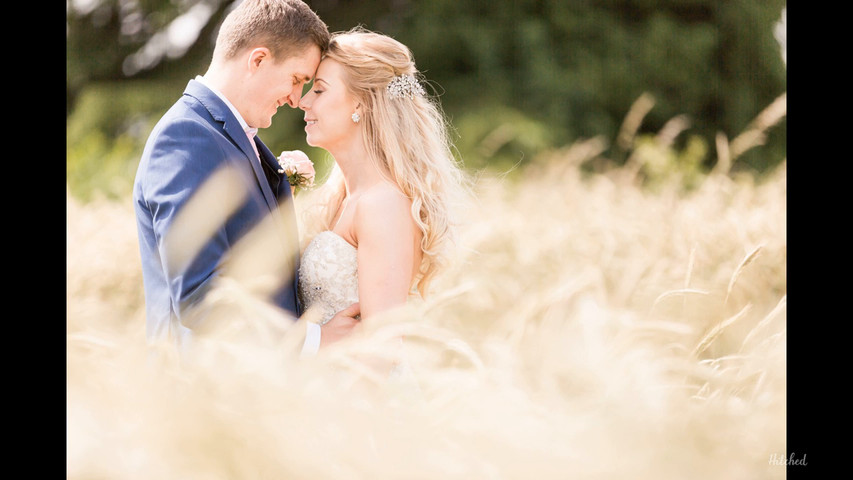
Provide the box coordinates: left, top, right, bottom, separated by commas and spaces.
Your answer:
298, 231, 359, 325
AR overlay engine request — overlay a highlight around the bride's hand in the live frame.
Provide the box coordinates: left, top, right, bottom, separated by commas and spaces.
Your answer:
320, 302, 361, 347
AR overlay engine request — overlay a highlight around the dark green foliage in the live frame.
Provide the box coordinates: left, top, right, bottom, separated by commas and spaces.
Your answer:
390, 0, 786, 171
67, 0, 787, 200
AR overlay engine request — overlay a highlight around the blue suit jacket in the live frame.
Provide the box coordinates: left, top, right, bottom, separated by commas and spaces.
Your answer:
133, 79, 300, 344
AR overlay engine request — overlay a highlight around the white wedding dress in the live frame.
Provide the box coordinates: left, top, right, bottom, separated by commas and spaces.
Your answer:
297, 230, 420, 389
298, 230, 359, 324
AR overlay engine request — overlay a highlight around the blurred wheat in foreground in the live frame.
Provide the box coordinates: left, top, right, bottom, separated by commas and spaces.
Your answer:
67, 97, 785, 479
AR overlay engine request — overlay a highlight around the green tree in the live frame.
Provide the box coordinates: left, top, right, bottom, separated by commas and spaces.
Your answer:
67, 0, 786, 199
393, 0, 786, 171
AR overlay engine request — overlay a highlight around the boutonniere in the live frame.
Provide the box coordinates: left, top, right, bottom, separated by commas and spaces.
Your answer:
277, 150, 316, 190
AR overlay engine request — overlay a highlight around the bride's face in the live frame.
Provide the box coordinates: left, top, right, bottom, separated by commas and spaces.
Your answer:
298, 58, 360, 151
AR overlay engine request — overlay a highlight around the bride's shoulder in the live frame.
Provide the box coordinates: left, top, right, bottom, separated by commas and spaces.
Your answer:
352, 183, 413, 229
359, 182, 410, 209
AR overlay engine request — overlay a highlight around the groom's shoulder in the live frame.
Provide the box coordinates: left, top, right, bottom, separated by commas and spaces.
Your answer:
139, 101, 223, 170
145, 104, 215, 147
148, 88, 220, 136
150, 81, 215, 124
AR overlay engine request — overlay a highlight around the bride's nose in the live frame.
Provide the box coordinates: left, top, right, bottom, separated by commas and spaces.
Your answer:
298, 96, 310, 111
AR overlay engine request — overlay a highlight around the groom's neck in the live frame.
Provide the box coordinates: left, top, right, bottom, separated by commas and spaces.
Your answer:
202, 62, 247, 115
202, 63, 232, 97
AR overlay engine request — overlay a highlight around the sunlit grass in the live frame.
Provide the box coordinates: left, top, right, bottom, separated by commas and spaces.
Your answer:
67, 94, 786, 479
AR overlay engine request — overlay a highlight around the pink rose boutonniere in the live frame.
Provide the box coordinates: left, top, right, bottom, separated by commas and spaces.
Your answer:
277, 150, 316, 191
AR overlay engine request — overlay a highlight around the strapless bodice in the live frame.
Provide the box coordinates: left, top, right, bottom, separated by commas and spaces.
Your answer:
298, 231, 359, 324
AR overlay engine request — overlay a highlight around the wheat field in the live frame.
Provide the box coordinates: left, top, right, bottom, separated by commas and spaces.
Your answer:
67, 95, 786, 479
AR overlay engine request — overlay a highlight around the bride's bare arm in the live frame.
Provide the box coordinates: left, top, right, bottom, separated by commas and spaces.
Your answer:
353, 187, 421, 320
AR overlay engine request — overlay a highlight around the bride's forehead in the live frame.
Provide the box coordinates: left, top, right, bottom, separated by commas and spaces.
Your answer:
317, 58, 345, 75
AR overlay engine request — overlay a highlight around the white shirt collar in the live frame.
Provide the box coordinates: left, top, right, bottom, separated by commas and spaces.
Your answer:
195, 75, 255, 136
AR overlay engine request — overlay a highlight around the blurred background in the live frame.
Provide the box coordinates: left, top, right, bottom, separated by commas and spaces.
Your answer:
66, 0, 786, 201
67, 3, 789, 477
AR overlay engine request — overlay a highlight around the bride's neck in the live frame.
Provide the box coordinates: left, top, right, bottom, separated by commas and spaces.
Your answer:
330, 144, 386, 197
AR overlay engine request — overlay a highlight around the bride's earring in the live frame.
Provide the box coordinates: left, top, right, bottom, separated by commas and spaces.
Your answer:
351, 112, 360, 123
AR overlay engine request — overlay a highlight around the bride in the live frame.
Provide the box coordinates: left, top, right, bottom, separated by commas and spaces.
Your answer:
290, 28, 467, 351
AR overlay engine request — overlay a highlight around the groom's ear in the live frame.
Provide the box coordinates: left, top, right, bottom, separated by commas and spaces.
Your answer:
247, 47, 272, 72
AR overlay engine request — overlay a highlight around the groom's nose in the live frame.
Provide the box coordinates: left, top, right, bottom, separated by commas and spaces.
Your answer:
282, 88, 301, 108
285, 93, 299, 108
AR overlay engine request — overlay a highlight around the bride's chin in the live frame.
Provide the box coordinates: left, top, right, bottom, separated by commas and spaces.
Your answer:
305, 135, 326, 149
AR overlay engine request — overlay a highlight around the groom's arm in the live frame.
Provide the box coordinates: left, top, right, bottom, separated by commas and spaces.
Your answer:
140, 118, 239, 329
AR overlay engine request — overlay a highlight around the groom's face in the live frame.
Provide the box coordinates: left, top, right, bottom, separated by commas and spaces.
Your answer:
245, 45, 322, 129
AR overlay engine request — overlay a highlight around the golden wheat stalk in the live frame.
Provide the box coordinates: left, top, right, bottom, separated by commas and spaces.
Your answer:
692, 303, 753, 357
655, 114, 691, 147
740, 294, 786, 352
163, 166, 248, 275
684, 246, 696, 289
618, 93, 656, 183
724, 92, 787, 167
712, 132, 732, 176
683, 245, 698, 310
724, 244, 764, 307
536, 136, 609, 177
650, 288, 711, 315
477, 123, 518, 158
617, 92, 656, 151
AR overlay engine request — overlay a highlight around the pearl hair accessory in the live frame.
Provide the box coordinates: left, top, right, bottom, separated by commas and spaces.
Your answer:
386, 73, 426, 99
351, 112, 360, 123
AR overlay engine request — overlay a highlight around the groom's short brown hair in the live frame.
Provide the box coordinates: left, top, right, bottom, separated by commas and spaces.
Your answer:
214, 0, 330, 62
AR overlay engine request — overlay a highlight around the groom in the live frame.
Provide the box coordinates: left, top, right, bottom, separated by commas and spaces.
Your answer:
133, 0, 358, 351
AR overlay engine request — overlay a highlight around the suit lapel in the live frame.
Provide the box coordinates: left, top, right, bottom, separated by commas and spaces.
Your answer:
224, 121, 280, 211
257, 140, 299, 250
257, 141, 283, 195
184, 79, 279, 212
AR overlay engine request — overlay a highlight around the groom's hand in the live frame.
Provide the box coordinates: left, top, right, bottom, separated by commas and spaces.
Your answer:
320, 302, 361, 347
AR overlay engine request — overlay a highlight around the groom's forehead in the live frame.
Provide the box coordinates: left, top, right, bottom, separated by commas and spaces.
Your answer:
291, 59, 321, 82
278, 61, 315, 84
